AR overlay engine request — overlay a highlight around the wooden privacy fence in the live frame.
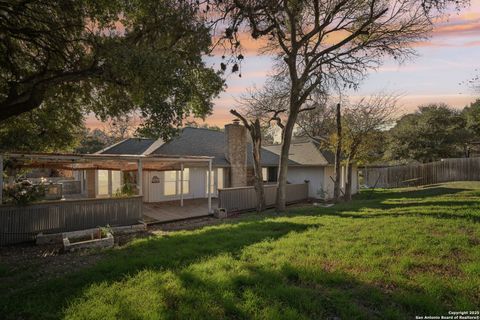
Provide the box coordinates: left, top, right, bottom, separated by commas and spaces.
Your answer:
0, 196, 143, 246
363, 157, 480, 188
218, 183, 308, 213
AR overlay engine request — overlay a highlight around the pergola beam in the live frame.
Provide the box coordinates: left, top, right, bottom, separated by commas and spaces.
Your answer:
0, 153, 213, 173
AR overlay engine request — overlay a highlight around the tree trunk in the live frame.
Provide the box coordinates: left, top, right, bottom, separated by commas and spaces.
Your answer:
344, 158, 353, 201
0, 89, 45, 122
251, 119, 265, 212
275, 107, 298, 212
333, 103, 342, 202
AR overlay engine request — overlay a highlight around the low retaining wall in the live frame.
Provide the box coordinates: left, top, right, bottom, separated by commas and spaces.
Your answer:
0, 196, 143, 246
218, 183, 308, 213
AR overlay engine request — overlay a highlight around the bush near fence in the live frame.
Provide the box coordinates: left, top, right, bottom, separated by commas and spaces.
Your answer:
363, 157, 480, 188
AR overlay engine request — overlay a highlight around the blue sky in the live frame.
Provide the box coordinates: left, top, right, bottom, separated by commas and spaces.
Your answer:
86, 1, 480, 129
201, 1, 480, 126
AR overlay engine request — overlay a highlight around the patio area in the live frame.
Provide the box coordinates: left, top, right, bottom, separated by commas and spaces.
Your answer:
143, 198, 218, 224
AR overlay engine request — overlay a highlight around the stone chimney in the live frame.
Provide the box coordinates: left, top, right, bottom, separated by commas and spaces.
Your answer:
225, 119, 247, 187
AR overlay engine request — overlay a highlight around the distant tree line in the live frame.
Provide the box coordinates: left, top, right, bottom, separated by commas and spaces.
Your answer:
385, 100, 480, 163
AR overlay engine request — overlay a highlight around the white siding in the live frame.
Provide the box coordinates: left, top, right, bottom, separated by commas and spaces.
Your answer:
323, 166, 336, 199
323, 165, 359, 200
287, 167, 325, 199
143, 167, 221, 203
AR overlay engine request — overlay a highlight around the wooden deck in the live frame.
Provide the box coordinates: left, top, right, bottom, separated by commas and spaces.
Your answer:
143, 198, 217, 224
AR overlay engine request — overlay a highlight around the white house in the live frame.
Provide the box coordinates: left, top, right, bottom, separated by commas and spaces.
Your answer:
93, 120, 358, 202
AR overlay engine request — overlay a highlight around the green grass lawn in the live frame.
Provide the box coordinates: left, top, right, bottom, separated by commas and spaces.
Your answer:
1, 182, 479, 319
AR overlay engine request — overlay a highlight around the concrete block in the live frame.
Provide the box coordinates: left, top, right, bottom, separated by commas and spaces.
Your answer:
214, 208, 228, 219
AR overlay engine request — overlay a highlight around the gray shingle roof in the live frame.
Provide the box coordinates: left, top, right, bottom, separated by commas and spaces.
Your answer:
152, 128, 229, 165
152, 127, 292, 166
263, 142, 331, 166
100, 138, 156, 155
100, 127, 332, 166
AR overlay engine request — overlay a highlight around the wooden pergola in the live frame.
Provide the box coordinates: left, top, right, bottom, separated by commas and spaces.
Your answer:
0, 152, 214, 212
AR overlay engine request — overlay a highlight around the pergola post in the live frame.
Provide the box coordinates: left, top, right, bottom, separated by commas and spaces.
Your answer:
137, 159, 143, 197
180, 162, 184, 207
208, 159, 212, 213
0, 155, 3, 205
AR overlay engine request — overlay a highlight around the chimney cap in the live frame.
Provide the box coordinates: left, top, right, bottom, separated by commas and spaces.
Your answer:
232, 118, 240, 125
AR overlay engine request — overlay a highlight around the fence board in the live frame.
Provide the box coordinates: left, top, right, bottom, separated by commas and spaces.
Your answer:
363, 157, 480, 188
0, 196, 143, 246
218, 183, 308, 213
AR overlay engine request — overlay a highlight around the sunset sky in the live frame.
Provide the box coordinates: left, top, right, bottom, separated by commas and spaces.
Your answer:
87, 1, 480, 129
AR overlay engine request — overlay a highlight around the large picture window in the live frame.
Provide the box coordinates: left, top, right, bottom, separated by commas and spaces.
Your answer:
97, 170, 109, 196
178, 168, 189, 194
164, 171, 177, 196
217, 168, 224, 189
97, 170, 122, 196
163, 169, 190, 196
206, 170, 215, 196
111, 171, 122, 194
262, 167, 268, 182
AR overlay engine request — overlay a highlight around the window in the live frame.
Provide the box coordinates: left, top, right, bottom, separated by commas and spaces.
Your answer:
178, 168, 189, 194
111, 171, 122, 194
81, 170, 87, 193
206, 170, 215, 195
97, 170, 109, 196
217, 168, 224, 189
268, 167, 278, 183
262, 167, 268, 182
164, 171, 177, 196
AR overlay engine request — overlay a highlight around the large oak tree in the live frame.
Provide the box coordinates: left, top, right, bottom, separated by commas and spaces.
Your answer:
0, 0, 224, 140
213, 0, 464, 211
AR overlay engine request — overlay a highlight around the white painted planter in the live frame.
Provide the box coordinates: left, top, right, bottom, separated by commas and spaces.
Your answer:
62, 228, 114, 252
36, 224, 145, 246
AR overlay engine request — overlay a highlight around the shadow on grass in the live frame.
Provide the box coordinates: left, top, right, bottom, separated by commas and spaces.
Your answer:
289, 186, 480, 222
357, 186, 469, 201
2, 184, 477, 319
0, 220, 319, 319
168, 263, 453, 320
308, 200, 480, 222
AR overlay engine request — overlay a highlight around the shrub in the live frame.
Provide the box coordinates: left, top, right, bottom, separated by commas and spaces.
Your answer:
2, 180, 45, 206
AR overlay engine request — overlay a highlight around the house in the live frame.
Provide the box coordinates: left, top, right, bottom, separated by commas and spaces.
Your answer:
0, 121, 358, 244
96, 120, 358, 202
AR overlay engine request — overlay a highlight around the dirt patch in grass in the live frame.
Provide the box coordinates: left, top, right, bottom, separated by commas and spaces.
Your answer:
406, 262, 462, 277
0, 216, 242, 290
0, 244, 103, 292
0, 231, 153, 291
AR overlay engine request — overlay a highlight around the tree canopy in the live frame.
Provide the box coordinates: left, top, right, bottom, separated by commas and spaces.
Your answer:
386, 104, 469, 162
0, 97, 84, 152
210, 0, 463, 210
0, 0, 224, 139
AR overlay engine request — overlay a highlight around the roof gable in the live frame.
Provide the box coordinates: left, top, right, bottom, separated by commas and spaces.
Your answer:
263, 142, 331, 166
152, 128, 229, 165
99, 138, 156, 155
